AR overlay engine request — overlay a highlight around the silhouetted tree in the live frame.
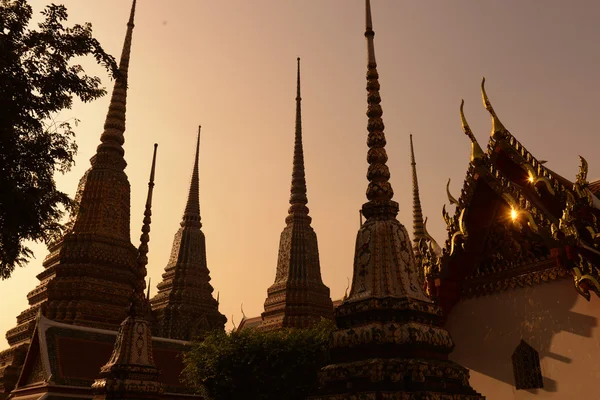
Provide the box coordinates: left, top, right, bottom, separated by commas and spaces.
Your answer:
0, 0, 117, 278
183, 320, 335, 400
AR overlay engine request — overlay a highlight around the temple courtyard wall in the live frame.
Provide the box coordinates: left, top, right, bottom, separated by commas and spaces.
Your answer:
445, 277, 600, 399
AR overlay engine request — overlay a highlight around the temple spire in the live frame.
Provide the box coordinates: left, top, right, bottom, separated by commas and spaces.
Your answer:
307, 3, 483, 397
410, 134, 425, 244
182, 127, 201, 227
362, 0, 397, 219
288, 58, 309, 217
150, 129, 226, 340
96, 0, 137, 160
260, 58, 333, 331
133, 143, 157, 315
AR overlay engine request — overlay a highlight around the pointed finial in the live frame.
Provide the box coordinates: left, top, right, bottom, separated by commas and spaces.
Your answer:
481, 77, 507, 138
182, 127, 202, 227
128, 0, 137, 27
137, 143, 158, 275
146, 277, 151, 300
287, 58, 310, 218
410, 134, 425, 243
446, 179, 459, 205
241, 303, 246, 319
343, 277, 350, 301
361, 0, 398, 219
365, 0, 376, 66
460, 99, 484, 161
95, 0, 138, 162
296, 57, 301, 100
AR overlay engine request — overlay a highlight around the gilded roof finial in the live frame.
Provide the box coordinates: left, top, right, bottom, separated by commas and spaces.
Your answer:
241, 303, 246, 320
480, 77, 507, 138
446, 178, 459, 205
361, 0, 398, 219
410, 134, 425, 243
96, 0, 137, 160
288, 57, 310, 217
182, 127, 202, 227
146, 278, 151, 300
460, 99, 484, 161
343, 277, 350, 301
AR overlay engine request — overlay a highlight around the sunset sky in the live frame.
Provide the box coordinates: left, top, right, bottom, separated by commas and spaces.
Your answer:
2, 0, 599, 348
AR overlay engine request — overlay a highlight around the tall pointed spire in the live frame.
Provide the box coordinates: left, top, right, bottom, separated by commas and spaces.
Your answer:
410, 134, 425, 244
151, 129, 226, 341
183, 126, 201, 227
288, 58, 309, 217
361, 0, 398, 219
96, 0, 137, 160
133, 143, 157, 314
261, 58, 333, 331
4, 0, 141, 349
344, 0, 425, 303
308, 2, 483, 398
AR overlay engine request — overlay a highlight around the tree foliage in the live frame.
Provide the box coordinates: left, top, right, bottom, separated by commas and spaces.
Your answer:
182, 320, 335, 400
0, 0, 118, 278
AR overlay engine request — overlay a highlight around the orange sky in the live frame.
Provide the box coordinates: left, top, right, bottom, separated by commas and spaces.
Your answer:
2, 0, 599, 349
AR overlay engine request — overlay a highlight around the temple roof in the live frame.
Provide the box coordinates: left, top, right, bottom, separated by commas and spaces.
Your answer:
9, 316, 197, 400
423, 81, 600, 314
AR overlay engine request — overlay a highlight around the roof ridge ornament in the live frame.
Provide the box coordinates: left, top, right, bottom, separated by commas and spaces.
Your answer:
460, 99, 484, 161
481, 77, 507, 139
446, 178, 459, 205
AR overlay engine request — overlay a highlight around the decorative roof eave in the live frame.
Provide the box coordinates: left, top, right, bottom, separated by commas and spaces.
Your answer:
429, 155, 600, 308
480, 78, 570, 199
426, 81, 600, 308
462, 258, 569, 299
429, 154, 562, 293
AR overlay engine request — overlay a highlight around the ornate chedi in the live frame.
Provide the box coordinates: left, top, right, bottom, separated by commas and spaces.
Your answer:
308, 2, 483, 398
423, 77, 600, 314
260, 58, 334, 331
150, 128, 226, 340
0, 2, 139, 397
92, 144, 162, 400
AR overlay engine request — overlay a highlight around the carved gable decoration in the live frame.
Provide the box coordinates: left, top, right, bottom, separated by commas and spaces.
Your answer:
475, 213, 550, 278
512, 340, 543, 390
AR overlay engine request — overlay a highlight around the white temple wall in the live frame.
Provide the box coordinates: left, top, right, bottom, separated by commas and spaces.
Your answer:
445, 278, 600, 399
